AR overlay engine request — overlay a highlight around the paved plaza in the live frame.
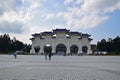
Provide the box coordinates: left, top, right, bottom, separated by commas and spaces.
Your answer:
0, 55, 120, 80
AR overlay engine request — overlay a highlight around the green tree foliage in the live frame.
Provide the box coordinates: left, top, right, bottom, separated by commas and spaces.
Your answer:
23, 44, 31, 53
0, 34, 10, 50
97, 39, 107, 51
0, 34, 31, 54
97, 36, 120, 55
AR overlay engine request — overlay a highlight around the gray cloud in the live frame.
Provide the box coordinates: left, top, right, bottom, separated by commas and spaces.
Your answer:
0, 0, 23, 15
0, 21, 23, 33
0, 0, 29, 34
59, 0, 120, 29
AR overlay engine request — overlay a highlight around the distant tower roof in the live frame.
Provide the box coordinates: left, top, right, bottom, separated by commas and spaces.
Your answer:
53, 29, 70, 33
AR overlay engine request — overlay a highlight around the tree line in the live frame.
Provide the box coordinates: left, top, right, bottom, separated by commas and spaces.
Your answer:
97, 36, 120, 55
0, 34, 31, 54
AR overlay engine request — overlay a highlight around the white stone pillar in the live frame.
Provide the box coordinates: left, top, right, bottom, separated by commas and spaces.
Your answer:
40, 46, 44, 54
78, 46, 82, 55
52, 46, 56, 54
87, 45, 91, 54
31, 45, 35, 54
66, 46, 70, 55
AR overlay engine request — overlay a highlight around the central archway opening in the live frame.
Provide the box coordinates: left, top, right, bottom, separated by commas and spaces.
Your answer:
70, 45, 78, 55
44, 44, 52, 54
56, 44, 66, 55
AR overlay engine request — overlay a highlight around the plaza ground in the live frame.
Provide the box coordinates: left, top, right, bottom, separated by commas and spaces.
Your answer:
0, 55, 120, 80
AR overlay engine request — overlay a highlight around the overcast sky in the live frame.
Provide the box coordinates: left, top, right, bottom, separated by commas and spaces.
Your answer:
0, 0, 120, 44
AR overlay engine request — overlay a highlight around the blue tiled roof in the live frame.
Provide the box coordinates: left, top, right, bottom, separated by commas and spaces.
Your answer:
82, 34, 91, 37
32, 33, 41, 36
70, 32, 80, 34
30, 38, 35, 40
53, 29, 69, 32
88, 38, 93, 41
42, 32, 53, 35
31, 29, 91, 39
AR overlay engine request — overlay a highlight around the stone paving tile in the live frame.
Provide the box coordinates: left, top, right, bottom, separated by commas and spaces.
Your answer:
0, 55, 120, 80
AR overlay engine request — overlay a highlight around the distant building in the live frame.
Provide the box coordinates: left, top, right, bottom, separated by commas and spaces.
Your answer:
30, 29, 92, 55
91, 44, 97, 54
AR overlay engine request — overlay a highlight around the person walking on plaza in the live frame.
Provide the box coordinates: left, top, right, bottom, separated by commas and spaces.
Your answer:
48, 52, 52, 60
44, 52, 48, 60
13, 52, 17, 59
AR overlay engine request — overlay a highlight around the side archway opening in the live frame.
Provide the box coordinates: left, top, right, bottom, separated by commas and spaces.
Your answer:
34, 46, 40, 54
56, 44, 66, 56
82, 46, 88, 54
70, 45, 78, 55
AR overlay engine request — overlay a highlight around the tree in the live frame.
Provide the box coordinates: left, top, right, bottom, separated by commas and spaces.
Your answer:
97, 36, 120, 55
0, 34, 11, 53
0, 34, 30, 54
13, 40, 24, 51
106, 38, 113, 53
112, 36, 120, 54
23, 44, 31, 53
97, 39, 107, 52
